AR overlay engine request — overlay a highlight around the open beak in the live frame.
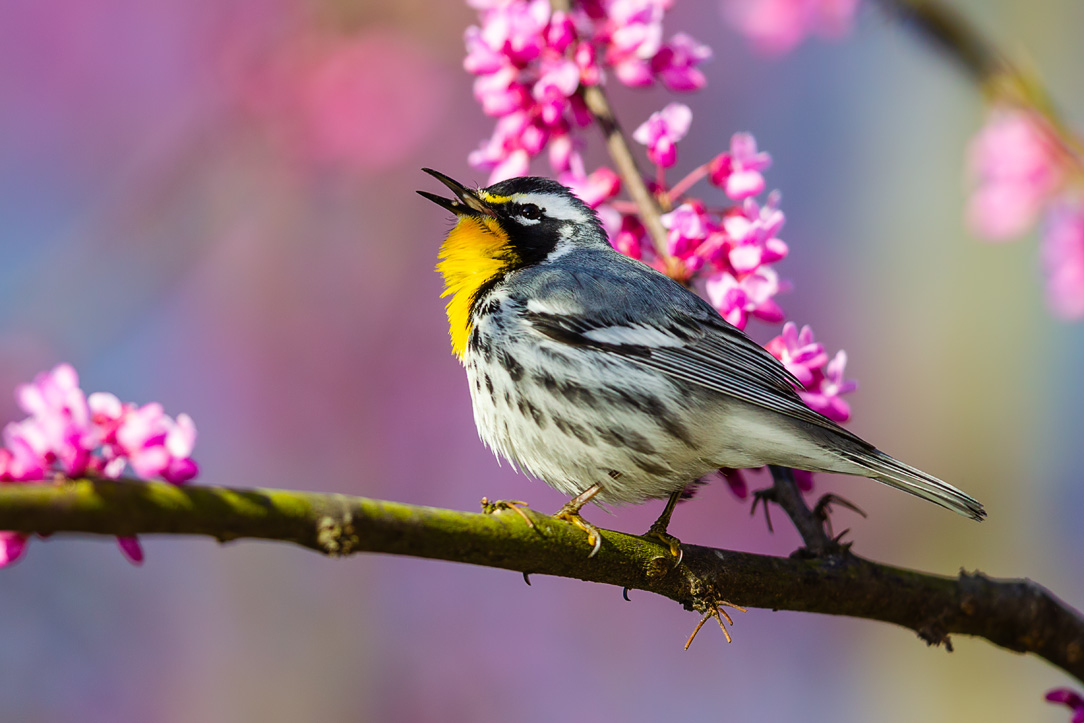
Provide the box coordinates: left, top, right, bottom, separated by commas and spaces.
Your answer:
418, 168, 495, 218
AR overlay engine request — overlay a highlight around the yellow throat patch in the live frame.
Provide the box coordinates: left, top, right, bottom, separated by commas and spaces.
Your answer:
436, 215, 518, 360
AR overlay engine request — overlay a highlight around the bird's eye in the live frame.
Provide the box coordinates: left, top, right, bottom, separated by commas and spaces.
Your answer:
517, 204, 542, 221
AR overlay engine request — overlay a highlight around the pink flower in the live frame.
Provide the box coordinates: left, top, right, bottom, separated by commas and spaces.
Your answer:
703, 266, 786, 329
10, 363, 94, 478
632, 102, 692, 168
651, 33, 712, 91
765, 322, 829, 387
117, 537, 145, 566
0, 532, 27, 567
1046, 688, 1084, 723
799, 350, 857, 422
0, 364, 200, 567
661, 201, 712, 258
479, 0, 551, 65
967, 108, 1064, 240
559, 165, 621, 207
610, 214, 647, 259
599, 0, 665, 87
710, 132, 773, 199
532, 57, 580, 125
721, 192, 788, 273
1041, 198, 1084, 319
724, 0, 860, 56
719, 468, 748, 498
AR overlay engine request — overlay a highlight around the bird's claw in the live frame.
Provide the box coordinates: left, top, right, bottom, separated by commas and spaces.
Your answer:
684, 601, 747, 649
554, 507, 603, 558
812, 493, 866, 541
480, 497, 536, 529
750, 487, 777, 533
642, 526, 684, 564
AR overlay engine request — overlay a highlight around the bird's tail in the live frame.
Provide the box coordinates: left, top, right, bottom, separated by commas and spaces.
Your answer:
835, 448, 986, 521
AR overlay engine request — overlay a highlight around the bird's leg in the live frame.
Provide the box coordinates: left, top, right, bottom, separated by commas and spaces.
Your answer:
554, 482, 605, 558
643, 490, 684, 560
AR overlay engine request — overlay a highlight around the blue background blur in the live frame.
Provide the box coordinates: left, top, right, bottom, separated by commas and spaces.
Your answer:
1, 1, 1082, 721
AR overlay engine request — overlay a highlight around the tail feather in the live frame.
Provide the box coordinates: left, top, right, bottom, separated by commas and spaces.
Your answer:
837, 449, 986, 521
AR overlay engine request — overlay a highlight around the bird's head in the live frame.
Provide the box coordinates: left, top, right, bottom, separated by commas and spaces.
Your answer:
419, 169, 607, 358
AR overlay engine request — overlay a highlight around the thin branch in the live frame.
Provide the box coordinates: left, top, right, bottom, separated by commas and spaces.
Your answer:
2, 478, 1082, 682
876, 0, 1084, 174
548, 0, 680, 276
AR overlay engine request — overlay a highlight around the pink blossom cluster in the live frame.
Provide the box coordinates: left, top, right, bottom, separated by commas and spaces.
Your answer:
1047, 689, 1084, 723
622, 108, 858, 428
464, 0, 711, 184
0, 364, 199, 567
967, 107, 1084, 319
723, 0, 861, 55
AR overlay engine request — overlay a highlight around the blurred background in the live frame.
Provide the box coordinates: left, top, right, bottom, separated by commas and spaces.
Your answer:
1, 0, 1082, 720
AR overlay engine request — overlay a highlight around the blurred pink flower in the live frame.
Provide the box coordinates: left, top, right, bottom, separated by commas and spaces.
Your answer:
967, 108, 1064, 240
719, 468, 748, 498
651, 32, 712, 91
598, 0, 666, 87
1041, 198, 1084, 320
632, 102, 692, 168
710, 132, 773, 199
559, 165, 621, 207
765, 322, 829, 387
237, 30, 450, 173
1046, 689, 1084, 723
0, 532, 27, 567
724, 0, 860, 55
610, 214, 647, 259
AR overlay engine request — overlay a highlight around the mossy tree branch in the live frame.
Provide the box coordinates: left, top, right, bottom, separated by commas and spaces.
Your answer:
2, 477, 1081, 682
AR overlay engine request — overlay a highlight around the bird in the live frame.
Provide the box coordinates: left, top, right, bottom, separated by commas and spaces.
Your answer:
419, 168, 985, 556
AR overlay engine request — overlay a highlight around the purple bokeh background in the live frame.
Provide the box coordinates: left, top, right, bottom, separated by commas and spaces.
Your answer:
2, 1, 1083, 720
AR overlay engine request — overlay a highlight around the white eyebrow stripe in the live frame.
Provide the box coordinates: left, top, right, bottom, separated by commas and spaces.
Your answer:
513, 192, 590, 223
582, 325, 686, 347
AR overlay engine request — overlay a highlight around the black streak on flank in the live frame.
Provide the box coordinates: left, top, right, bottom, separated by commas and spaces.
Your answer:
631, 456, 669, 477
499, 350, 524, 382
522, 399, 547, 429
602, 387, 696, 448
484, 374, 494, 395
594, 426, 655, 455
553, 417, 595, 446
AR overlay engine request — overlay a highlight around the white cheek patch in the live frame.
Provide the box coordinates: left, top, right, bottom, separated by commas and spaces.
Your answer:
546, 237, 575, 261
582, 325, 686, 348
513, 193, 590, 224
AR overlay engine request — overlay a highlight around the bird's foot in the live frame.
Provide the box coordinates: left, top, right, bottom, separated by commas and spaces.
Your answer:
812, 493, 866, 543
641, 490, 684, 561
480, 497, 535, 529
553, 505, 603, 558
642, 525, 683, 564
750, 487, 777, 532
684, 601, 747, 649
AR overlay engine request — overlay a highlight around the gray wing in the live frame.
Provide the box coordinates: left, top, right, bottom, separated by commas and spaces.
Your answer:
514, 250, 864, 443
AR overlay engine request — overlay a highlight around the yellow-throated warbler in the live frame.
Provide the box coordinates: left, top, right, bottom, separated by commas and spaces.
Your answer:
420, 169, 985, 555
